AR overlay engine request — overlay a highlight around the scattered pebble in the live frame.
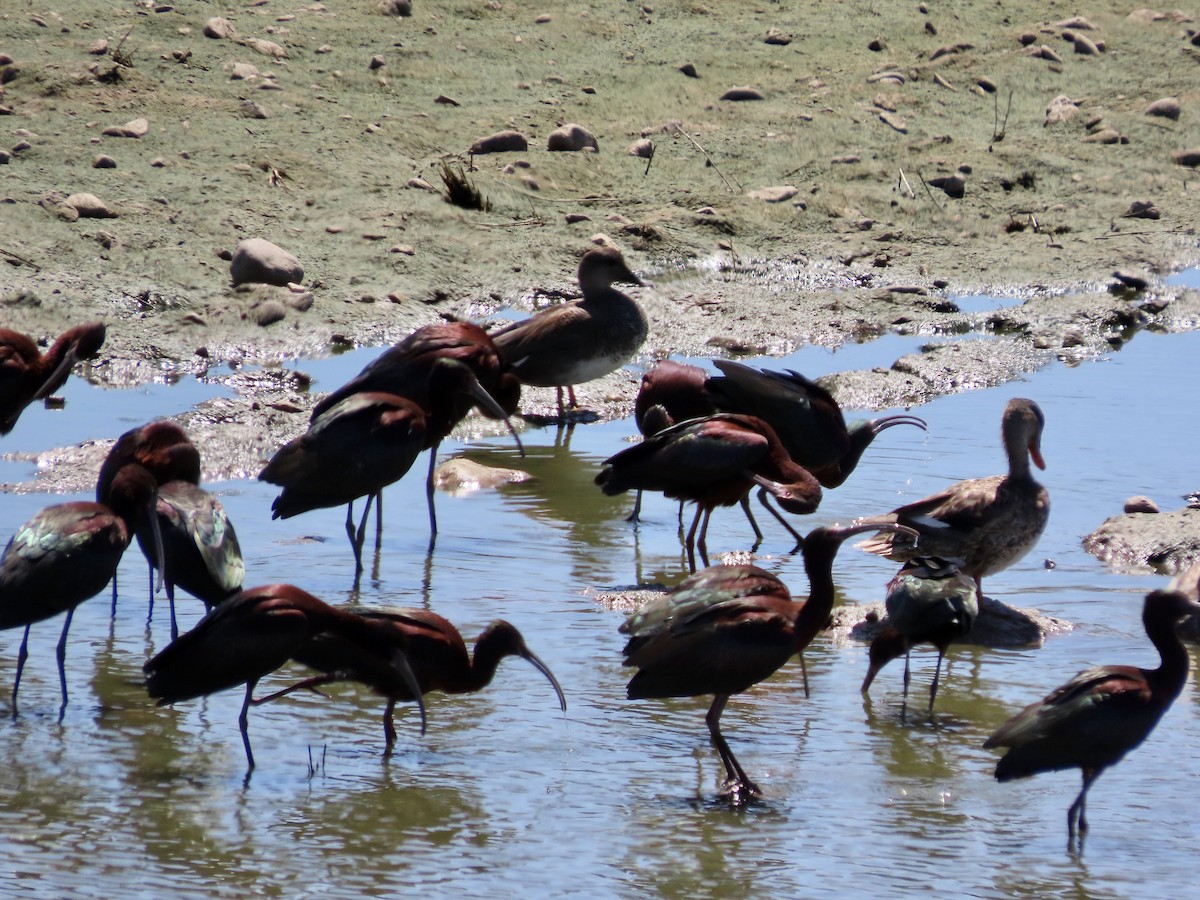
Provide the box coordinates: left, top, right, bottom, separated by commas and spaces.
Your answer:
679, 62, 699, 78
1112, 270, 1150, 290
868, 37, 887, 52
748, 185, 798, 203
547, 123, 598, 152
1123, 200, 1160, 220
230, 237, 304, 287
1082, 128, 1124, 144
243, 37, 288, 58
928, 174, 965, 198
1043, 94, 1079, 126
1029, 44, 1063, 63
89, 39, 109, 55
92, 154, 117, 169
369, 55, 386, 70
627, 138, 653, 158
251, 300, 287, 327
1072, 33, 1101, 55
102, 117, 149, 138
764, 28, 792, 45
1146, 97, 1180, 120
380, 0, 412, 16
230, 61, 260, 80
204, 17, 235, 39
469, 130, 528, 154
720, 86, 764, 101
1174, 147, 1200, 167
878, 111, 907, 133
66, 192, 117, 218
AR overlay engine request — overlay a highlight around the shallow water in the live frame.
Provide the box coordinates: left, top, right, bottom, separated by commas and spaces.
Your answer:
2, 325, 1199, 898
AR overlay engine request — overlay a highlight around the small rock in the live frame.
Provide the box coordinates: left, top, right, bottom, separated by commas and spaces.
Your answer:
878, 111, 907, 133
230, 237, 304, 287
102, 117, 149, 138
1043, 94, 1079, 126
547, 123, 599, 152
65, 192, 116, 218
928, 175, 965, 199
252, 300, 287, 327
284, 292, 315, 312
1073, 33, 1101, 55
1030, 44, 1063, 63
89, 39, 109, 55
1018, 32, 1037, 46
1083, 128, 1122, 144
204, 17, 235, 39
435, 458, 532, 496
243, 38, 288, 58
976, 76, 997, 94
565, 213, 591, 224
679, 62, 699, 78
1174, 148, 1200, 168
380, 0, 412, 15
92, 154, 117, 169
1146, 97, 1180, 120
748, 185, 798, 203
1057, 16, 1096, 30
534, 13, 552, 24
434, 95, 460, 106
1123, 200, 1160, 220
241, 100, 270, 119
930, 42, 973, 60
627, 138, 653, 158
1112, 270, 1150, 290
867, 70, 905, 84
868, 37, 887, 52
230, 61, 260, 80
764, 28, 792, 45
469, 130, 528, 154
369, 55, 386, 70
720, 86, 764, 101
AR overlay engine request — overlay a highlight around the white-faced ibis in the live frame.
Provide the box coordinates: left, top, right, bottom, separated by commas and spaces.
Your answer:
302, 322, 523, 537
705, 359, 928, 488
596, 412, 823, 571
143, 584, 426, 770
861, 556, 978, 718
621, 520, 917, 802
0, 463, 162, 715
984, 588, 1200, 848
857, 397, 1049, 603
628, 360, 758, 539
98, 421, 244, 638
0, 322, 107, 434
490, 245, 649, 420
253, 609, 566, 756
261, 359, 518, 580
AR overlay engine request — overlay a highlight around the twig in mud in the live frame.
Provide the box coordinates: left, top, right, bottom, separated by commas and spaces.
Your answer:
0, 246, 41, 270
672, 126, 739, 192
897, 168, 916, 199
991, 90, 1012, 144
643, 143, 655, 178
916, 172, 943, 209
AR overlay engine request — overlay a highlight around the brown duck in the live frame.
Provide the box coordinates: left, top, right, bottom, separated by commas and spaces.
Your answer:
856, 397, 1049, 602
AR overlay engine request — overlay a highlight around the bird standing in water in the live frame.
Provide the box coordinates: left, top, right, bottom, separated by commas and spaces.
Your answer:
983, 589, 1200, 849
253, 608, 566, 756
490, 245, 649, 420
0, 322, 107, 434
143, 584, 426, 771
620, 520, 916, 802
0, 463, 163, 715
860, 556, 978, 718
857, 397, 1049, 603
596, 413, 823, 570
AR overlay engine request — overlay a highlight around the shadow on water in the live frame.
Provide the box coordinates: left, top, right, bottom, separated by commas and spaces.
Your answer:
2, 306, 1200, 895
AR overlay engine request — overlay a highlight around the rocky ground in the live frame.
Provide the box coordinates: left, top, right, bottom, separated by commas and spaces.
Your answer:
3, 1, 1200, 575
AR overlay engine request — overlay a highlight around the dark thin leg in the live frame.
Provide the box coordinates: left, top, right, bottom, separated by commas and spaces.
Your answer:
696, 507, 713, 569
111, 574, 118, 618
929, 649, 945, 713
239, 680, 257, 771
798, 652, 810, 698
901, 649, 912, 723
375, 490, 384, 551
1069, 768, 1100, 843
739, 496, 763, 551
756, 487, 804, 551
167, 582, 179, 642
626, 489, 644, 524
383, 698, 397, 757
425, 445, 440, 536
567, 385, 578, 410
55, 608, 75, 719
684, 505, 703, 573
252, 672, 341, 705
146, 561, 156, 626
706, 694, 760, 801
12, 624, 31, 717
344, 501, 361, 574
555, 387, 566, 420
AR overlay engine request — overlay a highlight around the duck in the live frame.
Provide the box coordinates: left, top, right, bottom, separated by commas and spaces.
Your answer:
490, 245, 649, 419
856, 397, 1049, 603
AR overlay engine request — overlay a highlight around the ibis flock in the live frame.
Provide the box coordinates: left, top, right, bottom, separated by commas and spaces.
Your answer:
2, 244, 1194, 852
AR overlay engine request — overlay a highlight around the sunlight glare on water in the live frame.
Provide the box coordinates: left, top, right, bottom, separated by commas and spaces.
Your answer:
1, 325, 1199, 897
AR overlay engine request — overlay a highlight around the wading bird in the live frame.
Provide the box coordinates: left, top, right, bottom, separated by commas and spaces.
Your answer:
860, 556, 978, 718
98, 421, 244, 638
620, 520, 916, 802
0, 322, 107, 434
0, 463, 162, 715
262, 359, 521, 581
983, 589, 1200, 849
596, 413, 822, 570
143, 584, 426, 770
490, 245, 649, 420
705, 359, 928, 488
857, 397, 1049, 603
254, 609, 566, 756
